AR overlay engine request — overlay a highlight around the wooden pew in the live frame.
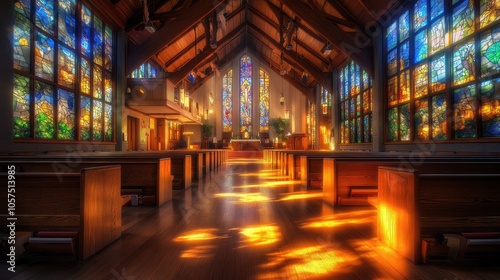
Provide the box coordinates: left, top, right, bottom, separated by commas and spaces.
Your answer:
0, 165, 122, 261
1, 155, 173, 207
377, 166, 500, 264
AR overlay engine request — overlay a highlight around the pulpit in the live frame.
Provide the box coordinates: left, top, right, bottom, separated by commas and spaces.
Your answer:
286, 134, 309, 150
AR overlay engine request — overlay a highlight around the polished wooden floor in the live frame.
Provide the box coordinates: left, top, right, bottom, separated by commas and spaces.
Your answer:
2, 153, 500, 279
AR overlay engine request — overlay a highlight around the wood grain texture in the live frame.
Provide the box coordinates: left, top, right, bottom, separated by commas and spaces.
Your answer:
4, 155, 500, 279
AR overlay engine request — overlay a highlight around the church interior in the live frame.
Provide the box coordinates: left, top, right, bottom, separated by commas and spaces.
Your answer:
1, 0, 500, 279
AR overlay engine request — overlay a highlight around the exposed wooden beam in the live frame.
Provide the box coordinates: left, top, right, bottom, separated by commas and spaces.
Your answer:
163, 34, 207, 69
247, 23, 332, 92
280, 0, 374, 76
248, 5, 328, 67
325, 0, 365, 28
248, 46, 315, 101
291, 38, 329, 69
168, 23, 246, 85
127, 0, 225, 75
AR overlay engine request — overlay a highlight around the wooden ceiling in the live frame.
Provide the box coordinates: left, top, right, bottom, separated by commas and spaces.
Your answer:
88, 0, 400, 94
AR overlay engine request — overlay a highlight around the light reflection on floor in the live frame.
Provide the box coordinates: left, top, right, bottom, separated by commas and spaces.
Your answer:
238, 224, 281, 247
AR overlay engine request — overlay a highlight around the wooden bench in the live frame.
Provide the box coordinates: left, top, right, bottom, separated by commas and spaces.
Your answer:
0, 165, 122, 261
1, 154, 174, 207
444, 232, 500, 263
378, 166, 500, 264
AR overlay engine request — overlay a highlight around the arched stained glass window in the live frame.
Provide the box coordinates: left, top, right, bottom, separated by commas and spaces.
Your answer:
385, 0, 500, 141
12, 1, 114, 142
339, 61, 373, 144
240, 55, 252, 137
222, 69, 233, 132
259, 68, 270, 132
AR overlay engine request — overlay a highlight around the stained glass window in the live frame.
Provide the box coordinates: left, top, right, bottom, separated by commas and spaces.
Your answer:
400, 41, 410, 70
453, 41, 475, 85
131, 62, 158, 78
80, 96, 91, 141
338, 61, 372, 144
431, 55, 446, 92
415, 30, 428, 63
414, 0, 428, 31
431, 0, 444, 20
480, 0, 500, 28
387, 22, 397, 51
259, 69, 269, 132
13, 74, 31, 138
240, 55, 252, 136
399, 11, 410, 42
222, 69, 233, 132
453, 85, 477, 138
13, 12, 31, 72
399, 104, 411, 141
415, 98, 430, 141
400, 70, 411, 103
58, 0, 76, 48
388, 49, 397, 76
432, 93, 447, 139
36, 0, 55, 35
57, 89, 75, 140
452, 0, 474, 42
414, 63, 429, 98
35, 81, 54, 139
58, 45, 76, 88
480, 27, 500, 76
430, 17, 445, 54
480, 78, 500, 137
35, 31, 55, 81
13, 1, 114, 142
388, 107, 398, 142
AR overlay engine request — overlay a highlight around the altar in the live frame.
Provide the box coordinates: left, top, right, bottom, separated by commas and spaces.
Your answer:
229, 139, 261, 151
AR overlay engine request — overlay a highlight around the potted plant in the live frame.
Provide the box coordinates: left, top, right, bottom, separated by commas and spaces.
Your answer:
201, 122, 214, 148
268, 117, 289, 148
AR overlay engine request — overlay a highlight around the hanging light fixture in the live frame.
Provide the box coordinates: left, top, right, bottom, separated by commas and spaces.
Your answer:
280, 52, 285, 106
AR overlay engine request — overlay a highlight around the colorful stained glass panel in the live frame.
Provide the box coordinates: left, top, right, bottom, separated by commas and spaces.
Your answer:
388, 49, 397, 76
81, 5, 91, 57
400, 104, 411, 141
58, 0, 76, 48
80, 96, 91, 140
259, 69, 270, 131
400, 70, 410, 103
430, 17, 445, 54
400, 41, 410, 70
481, 27, 500, 77
13, 14, 31, 72
452, 0, 474, 42
453, 85, 477, 138
13, 74, 31, 138
93, 100, 103, 141
57, 89, 75, 140
93, 17, 103, 66
36, 0, 55, 35
104, 72, 112, 102
14, 0, 31, 18
480, 0, 500, 28
58, 45, 76, 88
222, 69, 233, 132
239, 55, 252, 135
388, 107, 398, 142
388, 76, 398, 106
480, 78, 500, 137
387, 21, 397, 50
35, 31, 55, 81
104, 25, 113, 70
104, 103, 113, 141
35, 81, 54, 139
453, 41, 475, 85
431, 55, 446, 92
415, 30, 428, 63
432, 93, 447, 139
93, 67, 102, 99
415, 98, 429, 141
414, 63, 429, 98
81, 58, 91, 94
431, 0, 444, 20
414, 0, 428, 31
399, 11, 410, 42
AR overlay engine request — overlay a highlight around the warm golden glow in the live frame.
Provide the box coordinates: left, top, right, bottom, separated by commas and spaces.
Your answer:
214, 192, 269, 202
232, 180, 301, 189
239, 225, 281, 247
258, 244, 360, 278
180, 245, 216, 259
278, 191, 323, 201
174, 228, 225, 242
